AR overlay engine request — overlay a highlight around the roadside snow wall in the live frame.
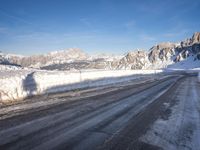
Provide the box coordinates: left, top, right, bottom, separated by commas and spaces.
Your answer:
198, 72, 200, 82
0, 70, 162, 103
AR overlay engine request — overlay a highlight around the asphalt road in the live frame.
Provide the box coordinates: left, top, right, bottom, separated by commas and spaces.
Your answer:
0, 74, 199, 150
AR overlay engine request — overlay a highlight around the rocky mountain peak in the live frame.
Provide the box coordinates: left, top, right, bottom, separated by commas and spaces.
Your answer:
180, 32, 200, 47
148, 42, 176, 63
191, 32, 200, 44
67, 48, 88, 59
117, 50, 149, 69
48, 48, 88, 59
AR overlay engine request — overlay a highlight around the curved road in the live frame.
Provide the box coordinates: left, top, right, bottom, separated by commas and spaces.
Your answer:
0, 74, 199, 150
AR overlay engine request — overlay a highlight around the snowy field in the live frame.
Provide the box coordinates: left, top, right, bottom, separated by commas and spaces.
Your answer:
0, 66, 163, 103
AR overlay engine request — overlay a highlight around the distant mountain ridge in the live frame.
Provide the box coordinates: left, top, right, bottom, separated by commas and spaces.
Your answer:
0, 32, 200, 70
0, 48, 88, 68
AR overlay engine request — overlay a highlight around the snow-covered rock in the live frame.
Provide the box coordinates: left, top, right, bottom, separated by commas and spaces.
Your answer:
0, 48, 88, 68
117, 50, 149, 69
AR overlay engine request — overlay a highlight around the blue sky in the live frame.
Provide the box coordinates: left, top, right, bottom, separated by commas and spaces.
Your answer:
0, 0, 200, 55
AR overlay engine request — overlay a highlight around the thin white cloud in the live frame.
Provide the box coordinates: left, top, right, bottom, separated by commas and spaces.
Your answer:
124, 20, 135, 29
163, 33, 179, 37
0, 8, 33, 25
140, 34, 156, 42
63, 31, 96, 39
0, 27, 7, 34
80, 18, 92, 28
163, 29, 190, 38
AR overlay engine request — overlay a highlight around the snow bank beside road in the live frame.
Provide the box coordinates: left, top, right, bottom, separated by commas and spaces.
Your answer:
0, 69, 163, 103
198, 72, 200, 82
0, 64, 22, 71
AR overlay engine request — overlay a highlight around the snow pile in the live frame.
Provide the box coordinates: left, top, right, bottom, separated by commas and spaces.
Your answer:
0, 69, 35, 102
0, 69, 163, 103
167, 56, 200, 70
149, 59, 174, 69
0, 65, 22, 71
198, 72, 200, 82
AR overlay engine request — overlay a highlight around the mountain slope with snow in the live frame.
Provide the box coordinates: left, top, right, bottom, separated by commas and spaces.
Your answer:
0, 32, 200, 70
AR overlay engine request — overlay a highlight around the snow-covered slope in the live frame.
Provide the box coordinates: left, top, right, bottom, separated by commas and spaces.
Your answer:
167, 56, 200, 70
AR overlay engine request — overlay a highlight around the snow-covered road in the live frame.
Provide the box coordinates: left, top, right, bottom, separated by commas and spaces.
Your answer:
0, 73, 199, 150
140, 75, 200, 150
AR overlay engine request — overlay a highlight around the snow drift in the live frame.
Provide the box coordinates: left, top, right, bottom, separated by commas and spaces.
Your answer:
198, 72, 200, 82
0, 69, 163, 103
